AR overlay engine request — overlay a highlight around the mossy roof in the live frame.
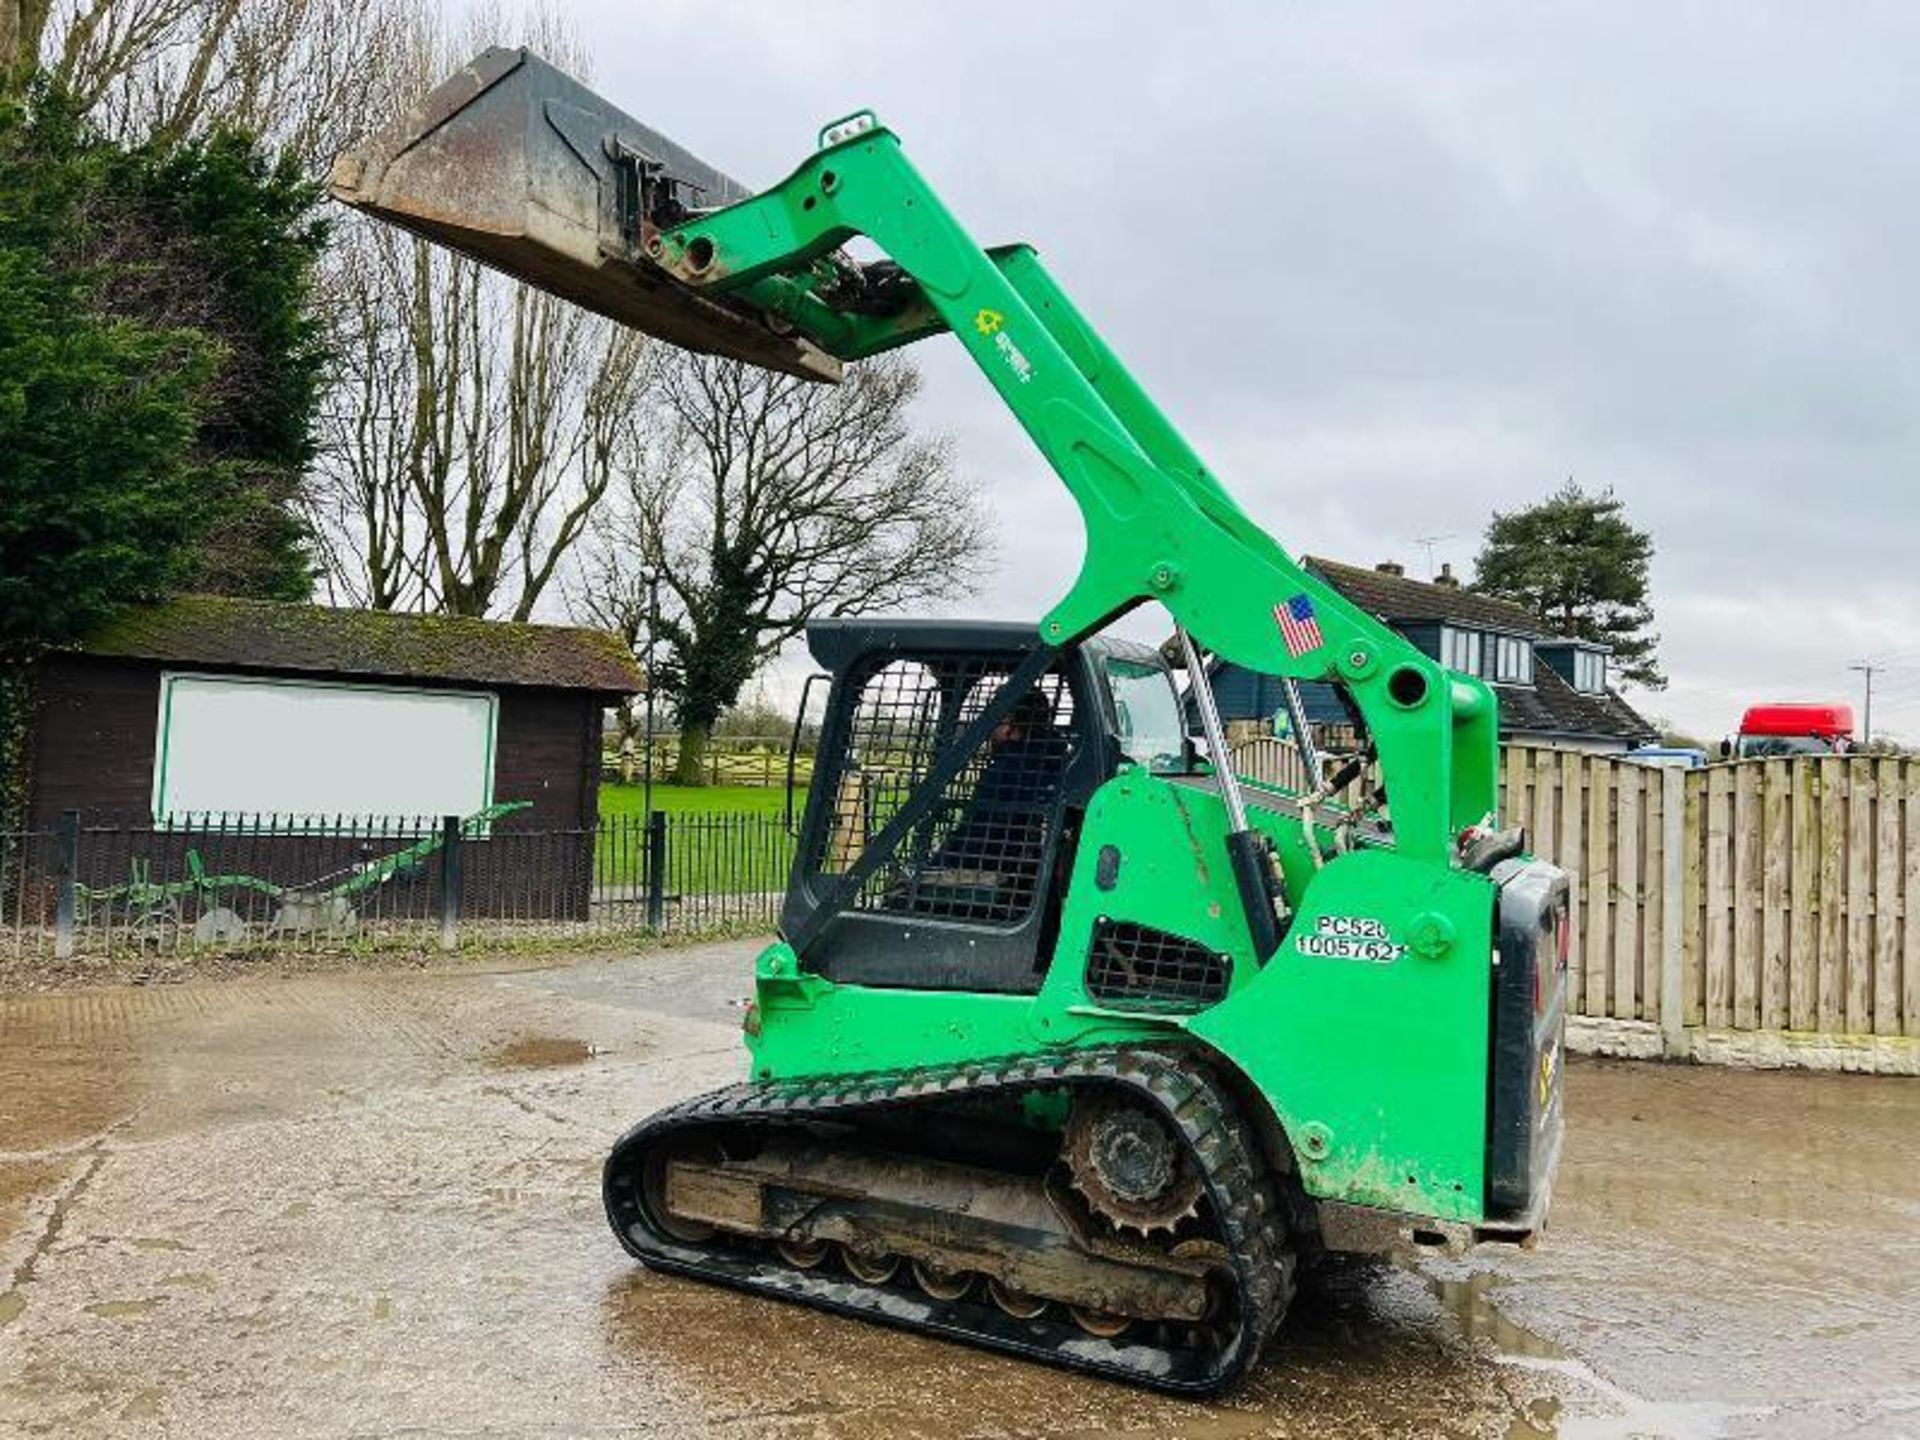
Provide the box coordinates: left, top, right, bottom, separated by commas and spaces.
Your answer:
77, 596, 644, 695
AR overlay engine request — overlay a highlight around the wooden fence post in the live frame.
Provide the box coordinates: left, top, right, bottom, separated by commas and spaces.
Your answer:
1659, 767, 1686, 1056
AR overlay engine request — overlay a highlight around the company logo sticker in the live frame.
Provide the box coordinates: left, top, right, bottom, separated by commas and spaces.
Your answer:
972, 308, 1035, 384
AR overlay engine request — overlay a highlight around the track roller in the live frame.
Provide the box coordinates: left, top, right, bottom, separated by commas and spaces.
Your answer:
840, 1246, 901, 1285
777, 1237, 829, 1269
987, 1278, 1048, 1320
1069, 1307, 1132, 1339
912, 1259, 973, 1300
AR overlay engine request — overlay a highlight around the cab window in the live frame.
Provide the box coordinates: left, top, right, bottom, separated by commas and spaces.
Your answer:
1106, 659, 1186, 773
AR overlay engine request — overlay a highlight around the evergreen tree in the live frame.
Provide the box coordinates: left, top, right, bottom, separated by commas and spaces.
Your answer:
95, 116, 330, 599
0, 88, 216, 650
1472, 480, 1665, 689
0, 83, 328, 821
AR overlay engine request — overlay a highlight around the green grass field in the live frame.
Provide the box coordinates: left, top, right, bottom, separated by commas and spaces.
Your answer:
598, 782, 796, 821
595, 783, 800, 893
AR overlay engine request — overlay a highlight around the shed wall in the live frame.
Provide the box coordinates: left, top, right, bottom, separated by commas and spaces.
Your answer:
27, 655, 604, 831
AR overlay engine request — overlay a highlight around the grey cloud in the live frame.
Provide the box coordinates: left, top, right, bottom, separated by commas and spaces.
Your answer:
569, 0, 1920, 737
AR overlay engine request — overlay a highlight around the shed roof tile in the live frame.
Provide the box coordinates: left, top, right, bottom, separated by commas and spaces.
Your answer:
76, 596, 644, 695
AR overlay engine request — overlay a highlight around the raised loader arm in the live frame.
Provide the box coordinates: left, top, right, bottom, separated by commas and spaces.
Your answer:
333, 50, 1501, 869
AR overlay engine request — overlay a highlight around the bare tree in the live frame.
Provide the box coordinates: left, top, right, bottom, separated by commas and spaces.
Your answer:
576, 351, 993, 786
311, 216, 655, 619
9, 0, 422, 173
304, 4, 657, 621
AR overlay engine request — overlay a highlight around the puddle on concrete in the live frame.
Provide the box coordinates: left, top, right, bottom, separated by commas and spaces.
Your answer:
491, 1036, 594, 1069
0, 1290, 24, 1326
1426, 1267, 1568, 1362
1421, 1262, 1756, 1440
84, 1296, 163, 1319
158, 1271, 216, 1290
1502, 1353, 1755, 1440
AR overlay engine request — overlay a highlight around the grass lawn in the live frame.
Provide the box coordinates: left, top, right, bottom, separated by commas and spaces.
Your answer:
595, 783, 801, 894
598, 782, 798, 821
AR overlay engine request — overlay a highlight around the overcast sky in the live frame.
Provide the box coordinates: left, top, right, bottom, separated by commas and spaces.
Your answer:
562, 1, 1918, 740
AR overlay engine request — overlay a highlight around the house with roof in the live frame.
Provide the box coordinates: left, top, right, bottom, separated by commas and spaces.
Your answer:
1209, 557, 1658, 754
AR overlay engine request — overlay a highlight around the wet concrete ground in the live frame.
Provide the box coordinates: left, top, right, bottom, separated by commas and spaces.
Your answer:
1, 941, 1916, 1439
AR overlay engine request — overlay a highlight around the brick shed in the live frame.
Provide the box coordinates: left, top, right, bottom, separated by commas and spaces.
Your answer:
24, 595, 643, 831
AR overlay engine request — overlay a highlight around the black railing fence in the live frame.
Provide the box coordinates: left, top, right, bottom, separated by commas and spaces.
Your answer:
0, 809, 795, 961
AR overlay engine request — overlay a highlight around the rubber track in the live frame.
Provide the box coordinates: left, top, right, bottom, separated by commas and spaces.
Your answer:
603, 1046, 1294, 1396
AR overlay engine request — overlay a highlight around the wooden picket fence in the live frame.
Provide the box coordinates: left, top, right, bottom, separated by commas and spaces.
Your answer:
1500, 746, 1919, 1040
603, 735, 815, 789
1225, 733, 1919, 1046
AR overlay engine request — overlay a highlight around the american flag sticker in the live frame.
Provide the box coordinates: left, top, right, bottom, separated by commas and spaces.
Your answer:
1275, 593, 1325, 657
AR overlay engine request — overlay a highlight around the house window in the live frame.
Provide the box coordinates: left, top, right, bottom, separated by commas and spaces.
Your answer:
1491, 635, 1534, 685
1440, 627, 1482, 676
1573, 649, 1606, 695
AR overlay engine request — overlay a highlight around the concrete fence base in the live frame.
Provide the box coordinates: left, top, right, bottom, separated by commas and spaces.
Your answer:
1570, 1014, 1920, 1076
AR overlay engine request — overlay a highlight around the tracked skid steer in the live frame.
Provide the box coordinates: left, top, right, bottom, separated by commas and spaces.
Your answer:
334, 49, 1569, 1396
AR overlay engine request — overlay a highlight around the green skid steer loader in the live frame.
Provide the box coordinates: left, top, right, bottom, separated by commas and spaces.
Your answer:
334, 49, 1569, 1395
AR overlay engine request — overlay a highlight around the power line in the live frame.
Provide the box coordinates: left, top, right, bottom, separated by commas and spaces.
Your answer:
1861, 673, 1920, 704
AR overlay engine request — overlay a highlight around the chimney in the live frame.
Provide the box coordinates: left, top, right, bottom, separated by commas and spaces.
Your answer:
1433, 562, 1460, 589
1374, 560, 1405, 577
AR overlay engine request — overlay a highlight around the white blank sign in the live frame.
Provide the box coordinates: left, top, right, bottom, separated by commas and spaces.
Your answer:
154, 673, 497, 825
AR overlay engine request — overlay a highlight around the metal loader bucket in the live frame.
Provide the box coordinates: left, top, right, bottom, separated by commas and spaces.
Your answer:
330, 47, 840, 382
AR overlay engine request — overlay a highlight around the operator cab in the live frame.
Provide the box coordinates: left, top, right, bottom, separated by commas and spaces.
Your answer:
781, 620, 1192, 994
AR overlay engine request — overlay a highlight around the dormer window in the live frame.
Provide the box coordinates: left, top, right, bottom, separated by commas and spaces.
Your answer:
1573, 648, 1607, 695
1440, 626, 1482, 675
1491, 635, 1534, 685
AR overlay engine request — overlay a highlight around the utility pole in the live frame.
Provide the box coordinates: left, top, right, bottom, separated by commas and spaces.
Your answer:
1850, 662, 1876, 748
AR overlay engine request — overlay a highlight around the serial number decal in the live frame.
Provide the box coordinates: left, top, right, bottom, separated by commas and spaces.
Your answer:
1294, 914, 1407, 964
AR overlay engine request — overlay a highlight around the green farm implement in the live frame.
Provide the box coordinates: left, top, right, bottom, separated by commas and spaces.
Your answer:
335, 52, 1568, 1394
74, 803, 530, 942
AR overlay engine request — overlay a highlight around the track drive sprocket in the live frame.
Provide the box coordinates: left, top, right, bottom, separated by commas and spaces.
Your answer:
1063, 1089, 1205, 1234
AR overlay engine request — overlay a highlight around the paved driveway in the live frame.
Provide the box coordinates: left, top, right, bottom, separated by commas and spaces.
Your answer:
1, 941, 1916, 1437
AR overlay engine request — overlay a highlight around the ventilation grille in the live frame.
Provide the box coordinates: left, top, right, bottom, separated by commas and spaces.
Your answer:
1085, 919, 1230, 1011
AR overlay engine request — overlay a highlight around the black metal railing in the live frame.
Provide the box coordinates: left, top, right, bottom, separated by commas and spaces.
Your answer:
0, 809, 798, 963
